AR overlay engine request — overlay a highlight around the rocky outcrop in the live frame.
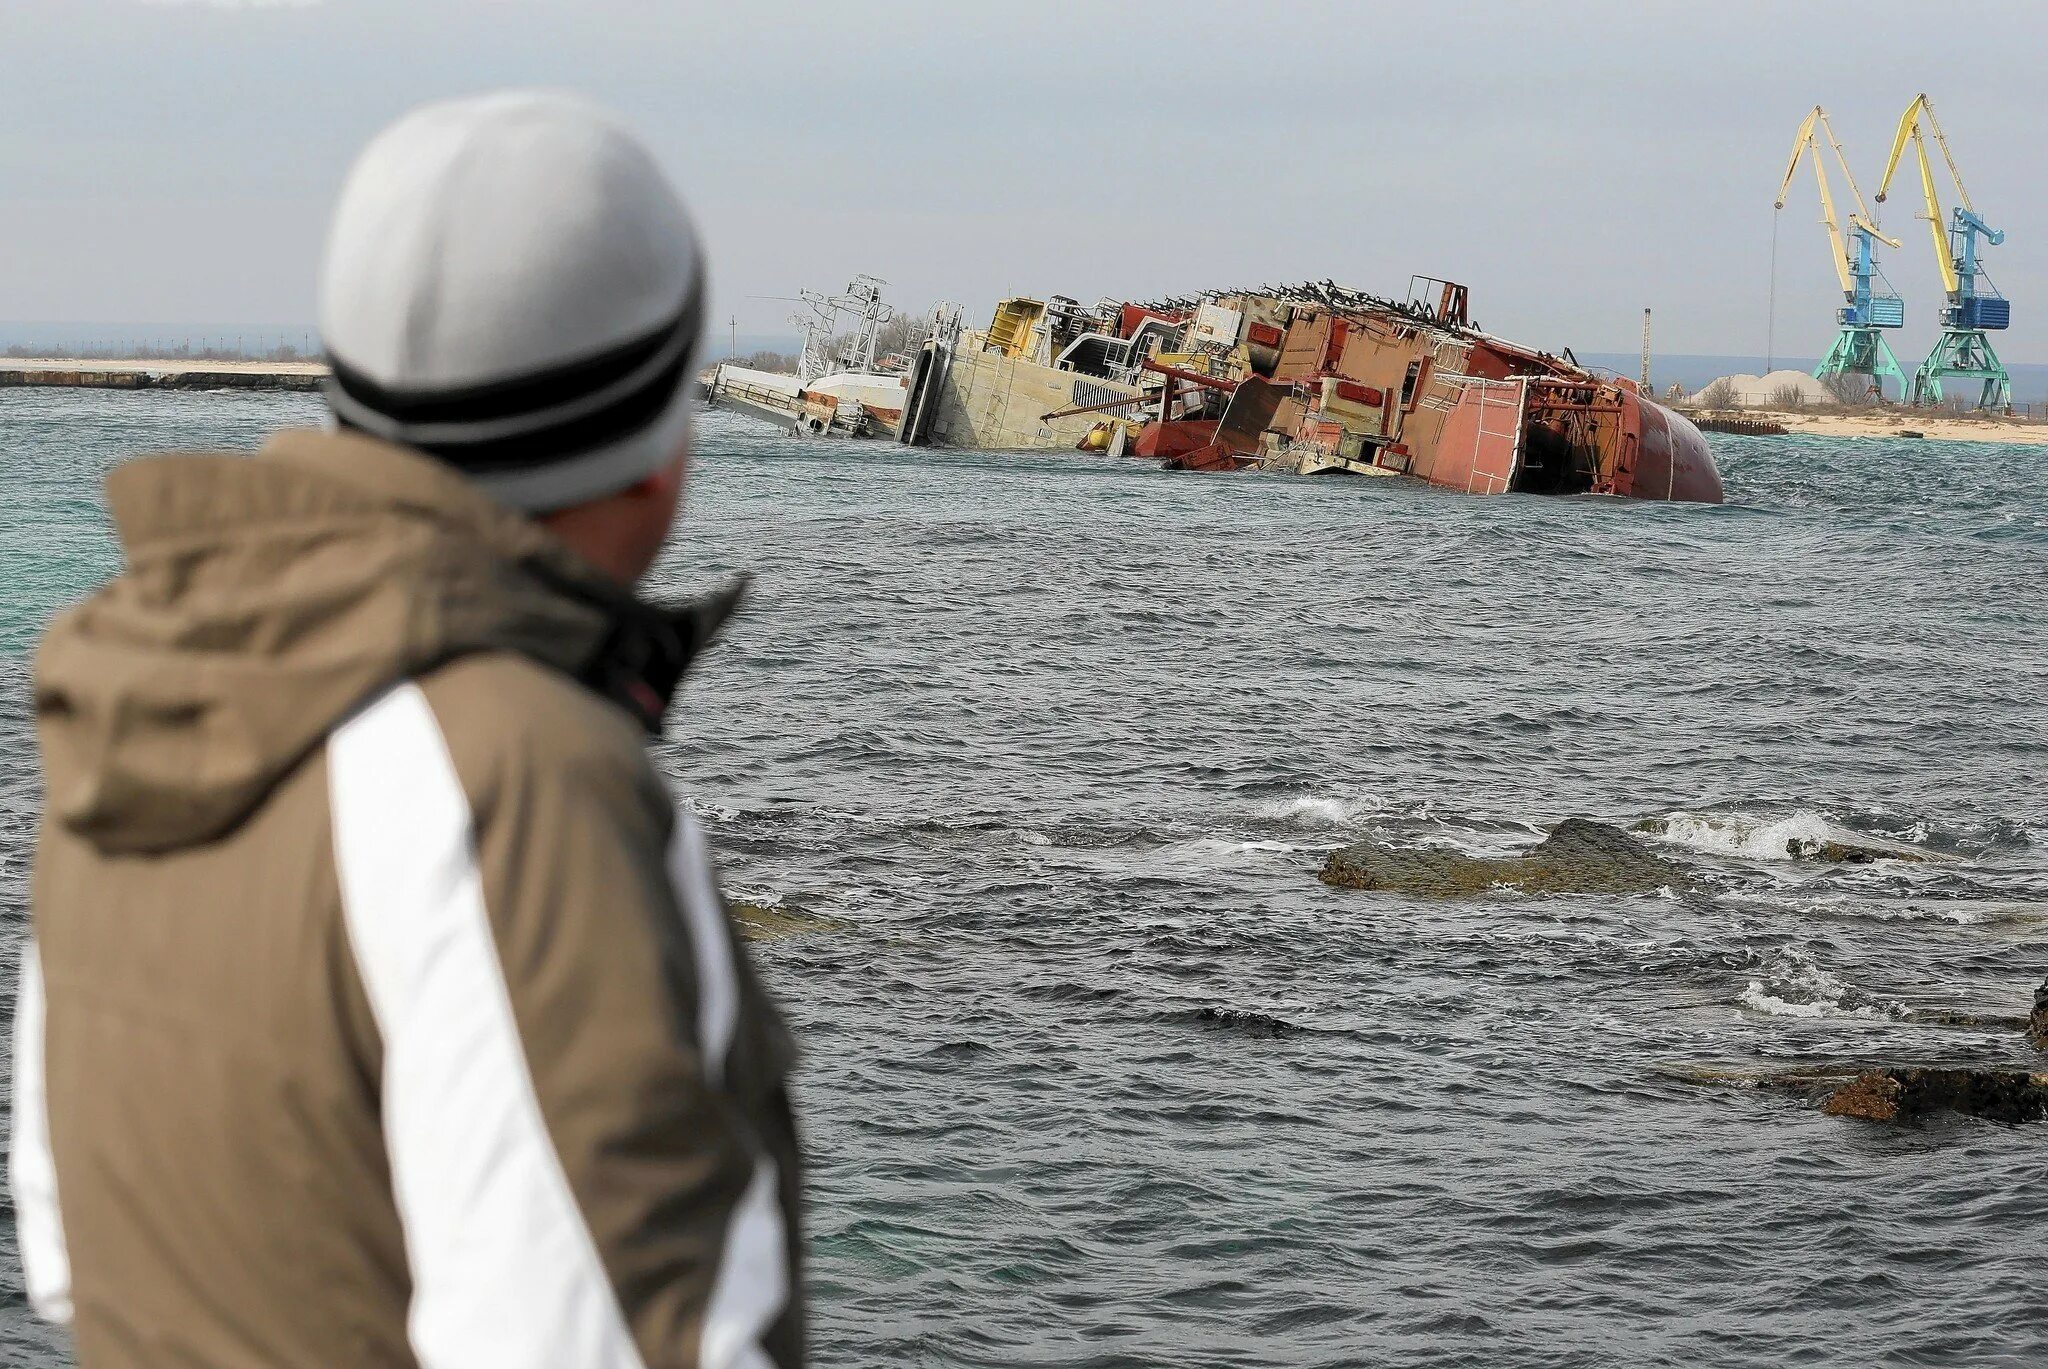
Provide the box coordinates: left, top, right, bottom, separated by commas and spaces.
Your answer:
2030, 979, 2048, 1052
1820, 1068, 2048, 1124
1320, 818, 1689, 897
1896, 1006, 2029, 1030
1681, 1062, 2048, 1124
1186, 1006, 1304, 1038
1322, 813, 1941, 900
728, 900, 852, 941
1802, 836, 1934, 864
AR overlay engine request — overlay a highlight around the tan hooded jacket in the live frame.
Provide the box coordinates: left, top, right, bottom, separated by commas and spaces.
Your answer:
9, 429, 802, 1367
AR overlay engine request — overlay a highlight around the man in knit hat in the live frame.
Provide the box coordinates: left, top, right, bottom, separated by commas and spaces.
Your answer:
11, 92, 802, 1367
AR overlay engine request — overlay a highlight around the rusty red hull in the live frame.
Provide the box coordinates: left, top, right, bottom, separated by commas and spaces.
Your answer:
1145, 387, 1723, 504
1609, 392, 1723, 503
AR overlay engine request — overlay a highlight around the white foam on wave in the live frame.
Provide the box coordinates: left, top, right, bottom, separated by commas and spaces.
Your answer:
1737, 948, 1892, 1020
678, 795, 740, 822
1651, 809, 1837, 861
1736, 982, 1882, 1019
1257, 793, 1391, 826
1171, 836, 1318, 859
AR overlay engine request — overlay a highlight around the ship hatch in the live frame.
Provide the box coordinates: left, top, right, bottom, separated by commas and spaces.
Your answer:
1513, 421, 1601, 495
1513, 385, 1623, 496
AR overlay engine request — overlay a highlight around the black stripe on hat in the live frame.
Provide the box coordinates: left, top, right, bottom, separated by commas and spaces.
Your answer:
408, 340, 692, 474
329, 282, 702, 473
328, 278, 702, 431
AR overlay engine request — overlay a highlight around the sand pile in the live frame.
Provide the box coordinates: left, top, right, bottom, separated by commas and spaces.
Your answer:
1690, 369, 1837, 407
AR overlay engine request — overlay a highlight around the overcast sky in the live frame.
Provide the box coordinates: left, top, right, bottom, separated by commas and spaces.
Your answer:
4, 0, 2043, 362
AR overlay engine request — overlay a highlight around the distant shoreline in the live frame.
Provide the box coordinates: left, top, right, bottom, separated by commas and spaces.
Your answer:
6, 359, 2045, 448
1690, 407, 2048, 447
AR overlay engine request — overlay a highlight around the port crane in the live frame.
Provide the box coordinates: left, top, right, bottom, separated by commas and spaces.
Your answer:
1774, 105, 1905, 400
1875, 94, 2012, 409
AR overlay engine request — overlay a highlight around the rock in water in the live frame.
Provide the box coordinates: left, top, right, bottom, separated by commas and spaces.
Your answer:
1821, 1068, 2048, 1124
1320, 818, 1690, 897
1821, 1071, 1905, 1121
1188, 1007, 1304, 1038
1803, 836, 1934, 864
2030, 979, 2048, 1052
728, 900, 853, 941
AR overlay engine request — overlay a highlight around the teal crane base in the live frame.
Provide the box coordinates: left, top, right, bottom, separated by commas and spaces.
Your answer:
1813, 328, 1905, 402
1910, 329, 2011, 410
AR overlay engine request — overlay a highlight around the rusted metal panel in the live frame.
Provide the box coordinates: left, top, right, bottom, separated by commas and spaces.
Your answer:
1334, 327, 1417, 396
1164, 443, 1259, 472
1424, 379, 1526, 495
1317, 378, 1387, 438
1214, 377, 1288, 456
1273, 313, 1331, 382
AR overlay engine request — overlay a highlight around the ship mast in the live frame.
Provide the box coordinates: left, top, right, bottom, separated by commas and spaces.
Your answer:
791, 275, 895, 381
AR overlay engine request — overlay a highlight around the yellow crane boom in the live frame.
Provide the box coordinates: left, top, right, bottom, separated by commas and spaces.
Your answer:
1875, 94, 1966, 296
1775, 105, 1898, 297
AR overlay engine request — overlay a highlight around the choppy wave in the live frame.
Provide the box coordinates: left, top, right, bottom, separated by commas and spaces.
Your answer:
1255, 793, 1393, 826
1737, 947, 1893, 1020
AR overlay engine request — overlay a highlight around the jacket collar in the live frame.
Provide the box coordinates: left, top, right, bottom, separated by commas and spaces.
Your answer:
574, 575, 747, 733
264, 426, 743, 732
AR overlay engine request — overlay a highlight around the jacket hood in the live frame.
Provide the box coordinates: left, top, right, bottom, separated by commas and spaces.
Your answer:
36, 428, 729, 855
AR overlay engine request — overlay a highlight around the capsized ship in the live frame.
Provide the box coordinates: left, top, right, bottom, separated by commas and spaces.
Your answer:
899, 278, 1723, 504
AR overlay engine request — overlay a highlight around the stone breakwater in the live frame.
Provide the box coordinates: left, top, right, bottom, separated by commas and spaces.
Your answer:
0, 366, 323, 393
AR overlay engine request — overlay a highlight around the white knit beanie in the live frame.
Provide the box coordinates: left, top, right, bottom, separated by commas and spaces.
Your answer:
318, 91, 703, 511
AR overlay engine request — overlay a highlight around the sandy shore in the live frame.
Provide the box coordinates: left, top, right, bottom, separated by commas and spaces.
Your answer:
1721, 408, 2048, 447
0, 357, 328, 376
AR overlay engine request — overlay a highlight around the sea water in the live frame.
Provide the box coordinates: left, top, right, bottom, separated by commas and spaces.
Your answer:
2, 391, 2044, 1366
